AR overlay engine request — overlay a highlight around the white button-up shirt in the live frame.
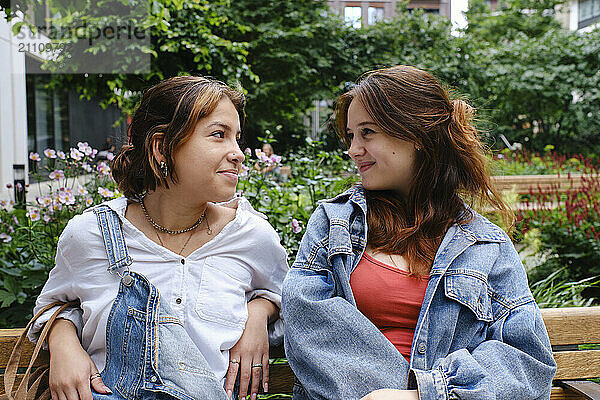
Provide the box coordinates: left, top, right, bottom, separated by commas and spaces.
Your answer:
29, 196, 288, 383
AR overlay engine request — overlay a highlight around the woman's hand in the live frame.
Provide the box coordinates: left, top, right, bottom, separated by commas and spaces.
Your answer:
47, 319, 112, 400
224, 297, 278, 399
361, 389, 420, 400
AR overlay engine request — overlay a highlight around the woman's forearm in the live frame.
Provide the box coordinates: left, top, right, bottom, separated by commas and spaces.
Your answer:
248, 297, 278, 325
47, 318, 81, 352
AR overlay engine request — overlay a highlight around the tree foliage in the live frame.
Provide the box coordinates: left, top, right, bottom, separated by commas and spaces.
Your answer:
463, 0, 600, 153
3, 0, 600, 154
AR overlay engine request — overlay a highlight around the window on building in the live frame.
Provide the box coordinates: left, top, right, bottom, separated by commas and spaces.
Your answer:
25, 56, 69, 173
579, 0, 600, 28
344, 6, 362, 28
368, 7, 384, 25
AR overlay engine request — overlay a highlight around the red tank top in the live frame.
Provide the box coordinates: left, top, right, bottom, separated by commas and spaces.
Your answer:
349, 253, 429, 361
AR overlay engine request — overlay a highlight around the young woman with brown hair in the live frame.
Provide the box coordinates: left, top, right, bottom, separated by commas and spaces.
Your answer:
29, 76, 288, 400
282, 65, 556, 400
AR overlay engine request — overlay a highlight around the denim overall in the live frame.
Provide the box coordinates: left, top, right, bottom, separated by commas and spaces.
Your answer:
92, 205, 229, 400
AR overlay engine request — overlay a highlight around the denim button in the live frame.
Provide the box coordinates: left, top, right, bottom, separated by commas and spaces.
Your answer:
150, 375, 157, 383
181, 259, 185, 265
417, 342, 426, 354
176, 298, 182, 304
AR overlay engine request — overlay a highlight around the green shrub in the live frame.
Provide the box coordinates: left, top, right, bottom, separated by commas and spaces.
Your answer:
491, 147, 598, 176
0, 144, 119, 327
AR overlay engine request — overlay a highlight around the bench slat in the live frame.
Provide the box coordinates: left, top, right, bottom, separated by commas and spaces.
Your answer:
551, 386, 590, 400
0, 329, 49, 369
541, 307, 600, 346
554, 350, 600, 380
268, 363, 294, 394
559, 381, 600, 400
491, 174, 591, 194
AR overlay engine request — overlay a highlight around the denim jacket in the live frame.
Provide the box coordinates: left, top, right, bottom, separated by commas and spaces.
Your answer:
282, 185, 556, 400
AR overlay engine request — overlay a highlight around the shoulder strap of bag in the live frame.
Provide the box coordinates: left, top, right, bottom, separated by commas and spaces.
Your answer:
93, 204, 132, 272
1, 301, 78, 400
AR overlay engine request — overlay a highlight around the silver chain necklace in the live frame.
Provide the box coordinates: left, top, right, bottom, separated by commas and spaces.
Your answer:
140, 195, 206, 235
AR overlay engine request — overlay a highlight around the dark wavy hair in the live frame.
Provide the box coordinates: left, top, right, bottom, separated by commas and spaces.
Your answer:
111, 76, 245, 199
334, 65, 513, 276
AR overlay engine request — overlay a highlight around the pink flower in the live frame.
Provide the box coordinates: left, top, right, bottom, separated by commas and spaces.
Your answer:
26, 208, 41, 221
58, 190, 75, 205
57, 151, 66, 159
240, 164, 250, 177
44, 149, 57, 158
29, 152, 41, 161
82, 163, 93, 173
0, 233, 12, 242
291, 218, 302, 233
106, 152, 114, 161
98, 187, 114, 198
85, 197, 94, 207
245, 148, 252, 155
270, 155, 282, 164
49, 170, 65, 180
43, 214, 51, 222
70, 148, 84, 161
97, 162, 111, 176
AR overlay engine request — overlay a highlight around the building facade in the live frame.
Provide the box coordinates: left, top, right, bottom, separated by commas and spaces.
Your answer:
557, 0, 600, 31
327, 0, 472, 28
0, 11, 126, 202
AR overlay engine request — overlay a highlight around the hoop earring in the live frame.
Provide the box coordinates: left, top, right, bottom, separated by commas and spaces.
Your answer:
160, 161, 168, 178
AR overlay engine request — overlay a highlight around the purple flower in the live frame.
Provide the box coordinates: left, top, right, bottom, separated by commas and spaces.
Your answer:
0, 233, 12, 243
245, 148, 252, 155
57, 151, 66, 160
29, 152, 41, 161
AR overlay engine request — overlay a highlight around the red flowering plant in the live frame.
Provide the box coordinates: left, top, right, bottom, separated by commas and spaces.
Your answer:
515, 163, 600, 300
491, 145, 598, 176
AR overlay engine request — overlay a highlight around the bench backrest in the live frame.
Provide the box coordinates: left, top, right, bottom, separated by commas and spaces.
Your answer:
2, 307, 599, 397
491, 174, 593, 195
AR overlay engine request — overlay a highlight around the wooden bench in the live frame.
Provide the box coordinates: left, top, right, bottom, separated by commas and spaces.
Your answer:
2, 307, 599, 399
491, 174, 594, 195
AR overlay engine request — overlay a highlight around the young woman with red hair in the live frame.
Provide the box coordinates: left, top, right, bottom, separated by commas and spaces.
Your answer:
282, 65, 556, 400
